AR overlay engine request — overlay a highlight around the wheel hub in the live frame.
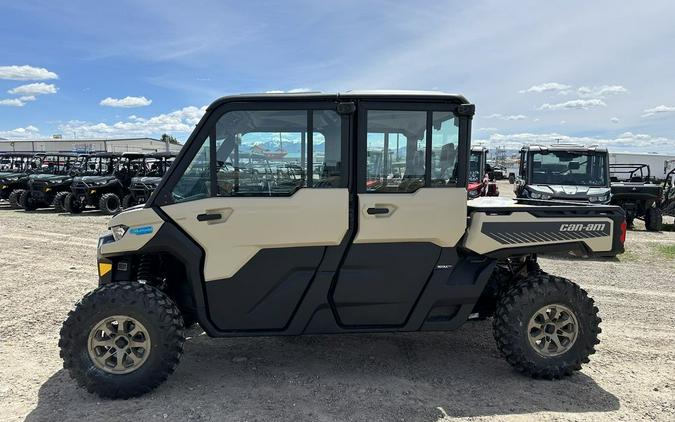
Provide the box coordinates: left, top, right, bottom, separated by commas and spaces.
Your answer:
527, 304, 579, 357
87, 315, 151, 374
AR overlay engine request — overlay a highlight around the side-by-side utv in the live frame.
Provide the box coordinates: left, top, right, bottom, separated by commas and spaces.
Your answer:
20, 153, 85, 211
0, 152, 44, 208
65, 152, 145, 214
515, 145, 611, 203
609, 164, 663, 231
59, 91, 625, 399
661, 168, 675, 217
468, 146, 498, 199
122, 152, 175, 208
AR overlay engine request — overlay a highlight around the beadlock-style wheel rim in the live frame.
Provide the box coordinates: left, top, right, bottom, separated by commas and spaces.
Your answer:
527, 304, 579, 357
87, 315, 151, 374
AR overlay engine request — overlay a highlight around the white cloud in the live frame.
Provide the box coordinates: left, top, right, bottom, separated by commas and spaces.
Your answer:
100, 96, 153, 108
519, 82, 572, 94
610, 117, 620, 123
478, 127, 498, 132
642, 105, 675, 117
577, 85, 628, 98
539, 99, 606, 110
485, 113, 527, 121
0, 65, 58, 81
59, 105, 206, 138
8, 82, 58, 95
0, 125, 40, 139
475, 131, 675, 153
0, 98, 25, 107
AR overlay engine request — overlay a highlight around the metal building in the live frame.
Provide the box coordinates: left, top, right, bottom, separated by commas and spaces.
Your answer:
0, 137, 183, 154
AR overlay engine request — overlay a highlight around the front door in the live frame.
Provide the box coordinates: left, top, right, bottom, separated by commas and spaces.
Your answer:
332, 103, 468, 327
160, 103, 349, 332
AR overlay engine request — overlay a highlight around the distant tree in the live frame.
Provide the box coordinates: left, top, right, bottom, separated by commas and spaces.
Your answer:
160, 133, 181, 145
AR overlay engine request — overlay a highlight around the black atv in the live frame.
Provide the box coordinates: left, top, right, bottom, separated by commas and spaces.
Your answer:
0, 152, 44, 208
65, 152, 145, 215
20, 153, 85, 211
610, 164, 663, 231
122, 152, 175, 208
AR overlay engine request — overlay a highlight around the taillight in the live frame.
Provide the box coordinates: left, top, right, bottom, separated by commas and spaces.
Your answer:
619, 220, 627, 244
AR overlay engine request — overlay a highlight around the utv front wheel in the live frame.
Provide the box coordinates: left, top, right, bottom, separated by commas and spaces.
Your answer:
99, 193, 121, 215
53, 191, 69, 213
64, 193, 83, 214
19, 190, 37, 211
493, 274, 601, 379
59, 282, 185, 399
644, 207, 663, 232
8, 189, 24, 209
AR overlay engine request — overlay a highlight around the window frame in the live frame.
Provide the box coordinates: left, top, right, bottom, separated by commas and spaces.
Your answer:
356, 101, 468, 194
152, 100, 348, 206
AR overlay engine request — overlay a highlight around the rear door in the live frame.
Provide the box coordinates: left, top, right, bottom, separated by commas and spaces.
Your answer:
331, 102, 469, 327
157, 100, 349, 332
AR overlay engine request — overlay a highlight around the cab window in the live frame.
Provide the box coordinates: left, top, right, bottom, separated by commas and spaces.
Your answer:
365, 109, 459, 192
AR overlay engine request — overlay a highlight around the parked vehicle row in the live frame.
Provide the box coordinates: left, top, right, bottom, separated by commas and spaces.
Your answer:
0, 151, 175, 214
512, 144, 672, 232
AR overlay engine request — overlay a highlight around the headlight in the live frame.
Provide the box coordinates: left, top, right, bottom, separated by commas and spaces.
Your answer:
589, 193, 609, 203
529, 191, 542, 199
111, 225, 128, 241
541, 193, 552, 200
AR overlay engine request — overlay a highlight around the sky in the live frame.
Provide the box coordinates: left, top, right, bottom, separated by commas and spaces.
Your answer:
1, 0, 675, 153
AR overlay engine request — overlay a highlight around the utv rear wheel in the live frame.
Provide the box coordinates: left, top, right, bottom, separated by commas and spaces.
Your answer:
64, 193, 83, 214
493, 274, 601, 379
53, 191, 69, 213
122, 193, 134, 209
8, 189, 23, 209
59, 282, 185, 399
19, 190, 37, 211
644, 207, 662, 232
99, 193, 121, 215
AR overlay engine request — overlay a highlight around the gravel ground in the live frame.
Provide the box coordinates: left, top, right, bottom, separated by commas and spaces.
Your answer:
1, 186, 674, 421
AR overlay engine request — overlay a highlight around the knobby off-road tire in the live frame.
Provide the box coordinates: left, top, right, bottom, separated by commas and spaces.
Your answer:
8, 189, 24, 209
99, 193, 121, 215
19, 190, 37, 211
493, 273, 601, 379
52, 191, 69, 213
59, 282, 185, 399
64, 193, 83, 214
644, 207, 663, 232
122, 193, 134, 209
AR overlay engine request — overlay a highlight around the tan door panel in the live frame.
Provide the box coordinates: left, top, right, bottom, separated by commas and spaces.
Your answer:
355, 188, 467, 247
162, 189, 349, 281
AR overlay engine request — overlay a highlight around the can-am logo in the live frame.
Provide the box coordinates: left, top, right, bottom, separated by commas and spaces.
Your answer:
559, 223, 607, 232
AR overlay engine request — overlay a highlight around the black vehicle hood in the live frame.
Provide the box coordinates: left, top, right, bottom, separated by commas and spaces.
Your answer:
75, 175, 116, 184
0, 172, 27, 182
30, 174, 72, 184
529, 184, 610, 198
131, 176, 162, 184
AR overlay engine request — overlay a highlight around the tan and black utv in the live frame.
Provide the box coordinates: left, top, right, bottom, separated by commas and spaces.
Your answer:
59, 91, 626, 398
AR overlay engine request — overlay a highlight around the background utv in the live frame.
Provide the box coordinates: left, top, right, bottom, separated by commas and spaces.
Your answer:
59, 91, 625, 399
20, 153, 84, 211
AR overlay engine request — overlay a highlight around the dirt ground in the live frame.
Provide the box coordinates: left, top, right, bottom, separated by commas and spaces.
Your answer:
1, 184, 674, 421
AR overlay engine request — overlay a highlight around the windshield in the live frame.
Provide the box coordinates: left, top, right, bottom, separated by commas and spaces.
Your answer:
0, 156, 30, 173
468, 150, 482, 183
36, 155, 81, 175
82, 156, 117, 176
530, 151, 607, 186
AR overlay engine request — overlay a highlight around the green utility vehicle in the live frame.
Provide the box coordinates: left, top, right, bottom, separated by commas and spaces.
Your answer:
0, 152, 44, 208
59, 92, 625, 398
20, 153, 85, 211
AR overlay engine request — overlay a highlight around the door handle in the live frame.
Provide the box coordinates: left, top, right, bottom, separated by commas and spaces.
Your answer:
197, 213, 222, 222
367, 207, 390, 215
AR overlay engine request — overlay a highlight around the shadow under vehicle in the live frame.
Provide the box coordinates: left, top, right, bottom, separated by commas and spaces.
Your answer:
59, 91, 625, 399
122, 152, 176, 208
0, 152, 45, 208
65, 152, 145, 215
609, 163, 663, 231
468, 146, 498, 199
515, 145, 611, 203
19, 153, 85, 211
